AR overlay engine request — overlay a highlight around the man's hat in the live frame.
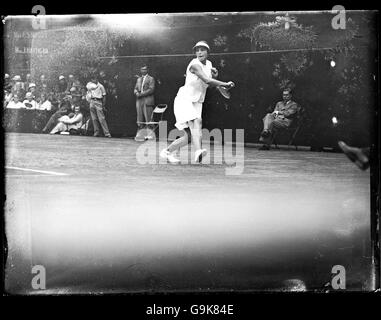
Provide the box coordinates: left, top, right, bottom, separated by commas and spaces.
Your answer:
193, 40, 210, 52
5, 74, 10, 79
59, 75, 65, 80
13, 75, 21, 81
28, 83, 36, 89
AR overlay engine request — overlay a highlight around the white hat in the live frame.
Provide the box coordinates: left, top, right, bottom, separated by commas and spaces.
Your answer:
28, 83, 36, 88
59, 75, 65, 80
86, 82, 98, 90
13, 75, 21, 81
193, 41, 210, 52
5, 73, 10, 79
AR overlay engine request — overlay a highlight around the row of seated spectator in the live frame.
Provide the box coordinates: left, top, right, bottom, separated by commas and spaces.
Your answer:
5, 92, 53, 110
4, 71, 117, 136
4, 74, 86, 107
4, 73, 85, 110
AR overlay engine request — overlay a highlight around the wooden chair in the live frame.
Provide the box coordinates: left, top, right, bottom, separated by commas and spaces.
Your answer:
271, 106, 306, 150
136, 104, 168, 141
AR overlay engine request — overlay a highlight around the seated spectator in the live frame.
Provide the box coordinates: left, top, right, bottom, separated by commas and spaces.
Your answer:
24, 73, 33, 92
36, 93, 52, 111
73, 76, 83, 91
6, 94, 24, 109
80, 86, 88, 103
4, 74, 12, 91
56, 75, 68, 95
48, 91, 60, 111
23, 92, 38, 109
42, 93, 73, 133
38, 74, 50, 95
28, 83, 40, 100
12, 75, 25, 97
67, 74, 75, 91
258, 88, 300, 150
4, 89, 13, 107
50, 104, 83, 135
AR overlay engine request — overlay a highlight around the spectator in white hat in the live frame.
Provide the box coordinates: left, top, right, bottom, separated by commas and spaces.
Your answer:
12, 75, 25, 97
4, 89, 13, 108
4, 74, 12, 91
67, 74, 83, 93
23, 92, 38, 109
57, 75, 68, 94
28, 83, 39, 99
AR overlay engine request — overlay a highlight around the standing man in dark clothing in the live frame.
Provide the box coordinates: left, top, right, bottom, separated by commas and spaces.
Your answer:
134, 65, 155, 141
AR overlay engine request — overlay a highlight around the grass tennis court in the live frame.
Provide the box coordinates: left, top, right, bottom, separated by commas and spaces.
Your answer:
4, 132, 372, 293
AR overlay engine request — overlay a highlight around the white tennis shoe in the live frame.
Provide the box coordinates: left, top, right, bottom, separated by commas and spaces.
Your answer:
160, 149, 180, 164
195, 149, 207, 163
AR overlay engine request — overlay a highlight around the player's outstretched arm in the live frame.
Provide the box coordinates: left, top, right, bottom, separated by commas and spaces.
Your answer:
190, 64, 234, 88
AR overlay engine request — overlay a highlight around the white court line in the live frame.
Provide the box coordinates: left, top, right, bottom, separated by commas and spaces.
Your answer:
5, 166, 69, 176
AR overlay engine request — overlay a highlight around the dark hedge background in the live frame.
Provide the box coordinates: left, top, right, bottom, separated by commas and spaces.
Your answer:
4, 12, 378, 149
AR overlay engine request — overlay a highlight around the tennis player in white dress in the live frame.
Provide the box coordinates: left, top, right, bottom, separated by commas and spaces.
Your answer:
160, 41, 235, 164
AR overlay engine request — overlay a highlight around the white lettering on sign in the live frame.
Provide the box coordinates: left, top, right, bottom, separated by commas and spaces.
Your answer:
15, 46, 49, 54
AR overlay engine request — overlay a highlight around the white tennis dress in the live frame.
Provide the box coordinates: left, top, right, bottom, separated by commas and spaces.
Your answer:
174, 58, 213, 130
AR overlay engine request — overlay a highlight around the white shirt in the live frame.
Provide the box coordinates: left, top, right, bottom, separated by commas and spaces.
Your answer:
4, 93, 13, 105
23, 99, 38, 109
86, 82, 106, 99
177, 58, 213, 103
6, 101, 25, 109
60, 113, 83, 129
36, 100, 52, 111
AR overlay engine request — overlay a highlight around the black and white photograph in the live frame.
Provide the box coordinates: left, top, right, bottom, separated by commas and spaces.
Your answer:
2, 8, 379, 299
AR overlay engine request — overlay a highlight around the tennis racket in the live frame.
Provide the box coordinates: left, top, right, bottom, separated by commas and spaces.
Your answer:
216, 82, 235, 99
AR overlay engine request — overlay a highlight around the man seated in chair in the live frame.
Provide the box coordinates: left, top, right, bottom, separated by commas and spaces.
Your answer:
258, 88, 299, 150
